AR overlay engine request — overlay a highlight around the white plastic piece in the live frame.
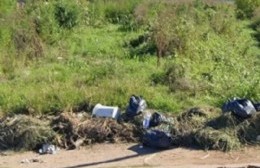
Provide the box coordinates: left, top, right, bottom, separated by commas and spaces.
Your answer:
143, 112, 151, 129
92, 103, 120, 119
138, 99, 147, 113
257, 135, 260, 141
39, 144, 57, 154
244, 100, 256, 115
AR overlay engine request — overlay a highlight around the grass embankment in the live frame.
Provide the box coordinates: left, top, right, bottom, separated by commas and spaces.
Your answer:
0, 0, 259, 117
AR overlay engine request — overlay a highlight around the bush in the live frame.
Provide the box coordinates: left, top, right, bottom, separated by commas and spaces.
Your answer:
54, 2, 81, 29
89, 0, 140, 30
32, 2, 60, 44
131, 1, 237, 62
235, 0, 260, 19
251, 7, 260, 45
7, 11, 44, 62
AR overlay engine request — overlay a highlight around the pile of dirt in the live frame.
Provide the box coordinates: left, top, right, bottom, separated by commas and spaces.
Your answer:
52, 112, 142, 149
0, 115, 55, 151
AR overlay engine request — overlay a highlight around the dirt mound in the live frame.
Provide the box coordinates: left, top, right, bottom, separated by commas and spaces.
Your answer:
52, 112, 141, 149
0, 115, 55, 151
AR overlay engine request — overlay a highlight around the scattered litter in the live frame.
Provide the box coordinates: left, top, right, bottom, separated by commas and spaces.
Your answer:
222, 98, 256, 118
39, 143, 59, 154
92, 104, 120, 119
21, 158, 43, 164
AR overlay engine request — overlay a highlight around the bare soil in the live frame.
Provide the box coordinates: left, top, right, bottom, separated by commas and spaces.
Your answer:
0, 143, 260, 168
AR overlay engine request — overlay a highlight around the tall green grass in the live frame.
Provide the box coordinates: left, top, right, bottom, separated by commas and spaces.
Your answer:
0, 0, 259, 116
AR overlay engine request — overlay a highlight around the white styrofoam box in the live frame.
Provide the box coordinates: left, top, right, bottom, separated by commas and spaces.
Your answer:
92, 103, 120, 119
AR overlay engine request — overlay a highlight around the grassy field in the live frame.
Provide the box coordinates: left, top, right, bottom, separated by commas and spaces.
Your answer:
0, 0, 259, 116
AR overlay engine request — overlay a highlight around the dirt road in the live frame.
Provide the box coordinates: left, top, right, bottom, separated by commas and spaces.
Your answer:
1, 143, 260, 168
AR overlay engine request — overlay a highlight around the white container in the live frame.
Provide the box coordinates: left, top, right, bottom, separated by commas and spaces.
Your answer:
92, 103, 120, 119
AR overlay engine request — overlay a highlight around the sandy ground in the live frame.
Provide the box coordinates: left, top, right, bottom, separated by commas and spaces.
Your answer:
0, 143, 260, 168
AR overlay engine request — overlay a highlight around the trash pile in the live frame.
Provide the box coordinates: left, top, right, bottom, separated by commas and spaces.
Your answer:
0, 96, 259, 152
52, 112, 141, 149
170, 107, 219, 147
174, 107, 241, 151
170, 98, 260, 151
0, 115, 55, 151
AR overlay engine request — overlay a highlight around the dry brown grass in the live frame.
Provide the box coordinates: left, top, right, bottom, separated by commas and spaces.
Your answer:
0, 115, 55, 151
0, 108, 259, 151
52, 112, 142, 149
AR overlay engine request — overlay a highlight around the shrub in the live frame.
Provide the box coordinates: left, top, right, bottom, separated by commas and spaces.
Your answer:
251, 7, 260, 45
54, 2, 80, 29
32, 2, 60, 44
235, 0, 260, 19
88, 0, 140, 30
9, 11, 44, 61
131, 1, 194, 63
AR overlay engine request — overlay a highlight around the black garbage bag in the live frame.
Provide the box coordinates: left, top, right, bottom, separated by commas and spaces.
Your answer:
222, 98, 256, 118
254, 103, 260, 111
142, 129, 172, 149
125, 95, 147, 119
149, 112, 166, 127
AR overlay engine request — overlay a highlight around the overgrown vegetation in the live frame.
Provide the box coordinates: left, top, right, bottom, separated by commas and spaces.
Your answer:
0, 0, 259, 117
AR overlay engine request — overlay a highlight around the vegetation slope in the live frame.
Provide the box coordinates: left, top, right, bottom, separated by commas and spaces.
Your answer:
0, 0, 259, 116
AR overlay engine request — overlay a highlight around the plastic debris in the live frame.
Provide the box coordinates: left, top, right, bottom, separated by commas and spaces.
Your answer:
39, 144, 58, 154
92, 104, 120, 119
21, 158, 43, 163
143, 112, 152, 129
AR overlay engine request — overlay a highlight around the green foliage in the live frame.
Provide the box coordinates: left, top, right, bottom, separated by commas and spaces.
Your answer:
0, 0, 259, 116
54, 1, 80, 29
130, 1, 240, 59
0, 0, 16, 17
32, 2, 60, 43
235, 0, 260, 19
88, 0, 140, 30
251, 7, 260, 45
